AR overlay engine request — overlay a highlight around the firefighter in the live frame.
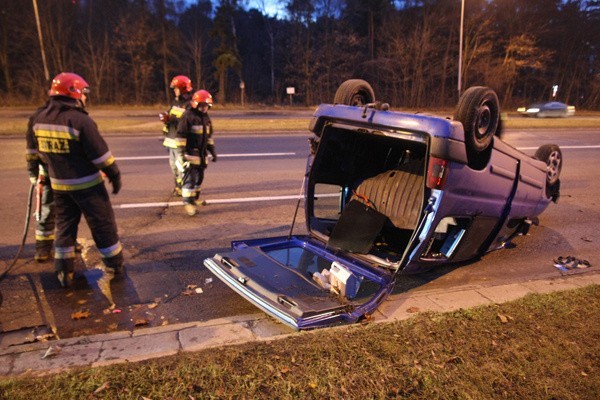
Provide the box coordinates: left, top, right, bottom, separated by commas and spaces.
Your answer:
176, 89, 213, 216
29, 72, 124, 287
25, 101, 55, 262
160, 75, 193, 196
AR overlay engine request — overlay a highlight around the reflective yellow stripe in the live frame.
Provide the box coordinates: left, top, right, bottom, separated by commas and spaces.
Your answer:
34, 123, 80, 141
35, 231, 55, 241
184, 154, 201, 165
55, 246, 75, 259
51, 172, 103, 191
162, 137, 178, 148
98, 242, 122, 258
169, 106, 186, 118
191, 125, 205, 135
92, 152, 115, 168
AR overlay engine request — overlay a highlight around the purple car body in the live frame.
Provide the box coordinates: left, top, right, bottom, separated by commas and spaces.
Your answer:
204, 83, 562, 330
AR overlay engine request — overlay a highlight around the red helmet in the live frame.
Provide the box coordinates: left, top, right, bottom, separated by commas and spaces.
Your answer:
170, 75, 193, 93
49, 72, 90, 100
191, 90, 213, 108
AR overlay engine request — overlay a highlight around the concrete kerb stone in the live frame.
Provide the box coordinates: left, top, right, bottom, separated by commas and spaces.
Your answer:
11, 340, 103, 376
95, 330, 179, 367
476, 283, 534, 304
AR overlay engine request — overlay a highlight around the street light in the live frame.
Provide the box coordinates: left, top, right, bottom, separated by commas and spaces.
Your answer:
458, 0, 465, 98
32, 0, 49, 81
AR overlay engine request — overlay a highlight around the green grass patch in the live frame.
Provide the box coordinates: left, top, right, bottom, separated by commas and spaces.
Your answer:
1, 285, 598, 399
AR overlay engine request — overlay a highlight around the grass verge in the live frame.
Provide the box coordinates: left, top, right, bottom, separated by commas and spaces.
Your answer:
1, 107, 599, 135
1, 285, 598, 399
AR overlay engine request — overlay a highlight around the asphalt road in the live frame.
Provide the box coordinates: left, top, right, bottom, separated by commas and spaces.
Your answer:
0, 127, 598, 341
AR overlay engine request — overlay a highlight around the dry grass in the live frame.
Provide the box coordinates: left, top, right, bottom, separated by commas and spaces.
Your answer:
1, 106, 599, 136
1, 285, 598, 399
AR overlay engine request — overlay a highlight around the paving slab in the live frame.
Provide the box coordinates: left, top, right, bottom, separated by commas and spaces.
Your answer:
476, 283, 533, 303
179, 322, 255, 352
377, 295, 445, 321
96, 331, 178, 365
427, 290, 491, 311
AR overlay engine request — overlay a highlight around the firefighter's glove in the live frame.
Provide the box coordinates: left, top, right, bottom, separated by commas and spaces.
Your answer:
110, 174, 122, 195
175, 158, 190, 173
159, 112, 170, 123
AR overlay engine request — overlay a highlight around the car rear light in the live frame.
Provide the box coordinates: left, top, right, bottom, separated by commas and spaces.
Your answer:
426, 157, 449, 190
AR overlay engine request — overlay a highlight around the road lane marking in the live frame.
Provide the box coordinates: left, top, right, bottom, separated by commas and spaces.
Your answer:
517, 145, 600, 150
114, 193, 340, 209
116, 152, 296, 161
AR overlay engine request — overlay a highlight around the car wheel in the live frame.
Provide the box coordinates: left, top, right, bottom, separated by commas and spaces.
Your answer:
334, 79, 375, 106
454, 86, 500, 168
534, 144, 562, 199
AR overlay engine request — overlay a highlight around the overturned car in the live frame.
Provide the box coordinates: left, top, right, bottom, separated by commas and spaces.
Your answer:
204, 80, 563, 330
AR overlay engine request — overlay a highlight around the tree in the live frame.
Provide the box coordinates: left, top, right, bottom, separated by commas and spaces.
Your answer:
212, 0, 242, 104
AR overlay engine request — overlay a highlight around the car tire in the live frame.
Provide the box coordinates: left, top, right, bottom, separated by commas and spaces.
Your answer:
334, 79, 375, 106
534, 144, 562, 200
454, 86, 500, 169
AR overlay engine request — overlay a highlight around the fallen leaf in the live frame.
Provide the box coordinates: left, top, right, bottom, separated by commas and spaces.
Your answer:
182, 289, 195, 296
309, 382, 317, 389
71, 310, 91, 320
194, 287, 203, 294
280, 367, 290, 374
497, 313, 509, 324
186, 284, 198, 290
77, 299, 87, 305
407, 307, 420, 313
161, 320, 169, 326
581, 371, 588, 377
580, 237, 592, 242
148, 302, 158, 309
134, 318, 149, 326
93, 382, 110, 394
41, 345, 62, 359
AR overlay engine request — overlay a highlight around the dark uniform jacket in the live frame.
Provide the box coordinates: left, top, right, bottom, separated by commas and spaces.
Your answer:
25, 102, 50, 180
29, 97, 120, 191
176, 108, 212, 168
162, 92, 192, 149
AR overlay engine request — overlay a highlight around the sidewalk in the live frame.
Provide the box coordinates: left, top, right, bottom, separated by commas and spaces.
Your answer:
1, 271, 598, 378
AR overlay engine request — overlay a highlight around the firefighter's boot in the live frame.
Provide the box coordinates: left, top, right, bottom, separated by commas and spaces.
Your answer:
184, 203, 197, 216
103, 253, 125, 281
35, 240, 53, 263
55, 258, 74, 288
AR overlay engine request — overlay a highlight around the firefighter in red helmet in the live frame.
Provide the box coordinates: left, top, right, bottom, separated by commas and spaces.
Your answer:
28, 72, 124, 287
160, 75, 193, 196
176, 89, 214, 216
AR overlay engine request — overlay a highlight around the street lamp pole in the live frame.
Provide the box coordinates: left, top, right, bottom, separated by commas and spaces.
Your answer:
32, 0, 49, 81
458, 0, 465, 98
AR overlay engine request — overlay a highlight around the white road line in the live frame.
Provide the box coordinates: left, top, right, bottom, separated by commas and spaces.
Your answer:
516, 145, 600, 150
115, 193, 340, 209
116, 194, 303, 209
116, 152, 296, 161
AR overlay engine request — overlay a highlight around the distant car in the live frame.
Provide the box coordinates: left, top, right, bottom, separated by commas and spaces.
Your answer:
518, 101, 575, 118
205, 80, 563, 330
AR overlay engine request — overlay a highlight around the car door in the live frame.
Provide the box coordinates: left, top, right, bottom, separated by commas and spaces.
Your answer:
203, 235, 395, 330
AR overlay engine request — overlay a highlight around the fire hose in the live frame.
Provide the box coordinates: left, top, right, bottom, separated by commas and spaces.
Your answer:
0, 182, 36, 306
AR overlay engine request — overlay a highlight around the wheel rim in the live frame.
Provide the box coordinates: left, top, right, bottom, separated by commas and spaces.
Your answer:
476, 104, 491, 139
547, 150, 561, 182
350, 93, 367, 106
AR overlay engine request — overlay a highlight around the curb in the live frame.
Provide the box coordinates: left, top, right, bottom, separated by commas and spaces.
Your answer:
1, 271, 598, 378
